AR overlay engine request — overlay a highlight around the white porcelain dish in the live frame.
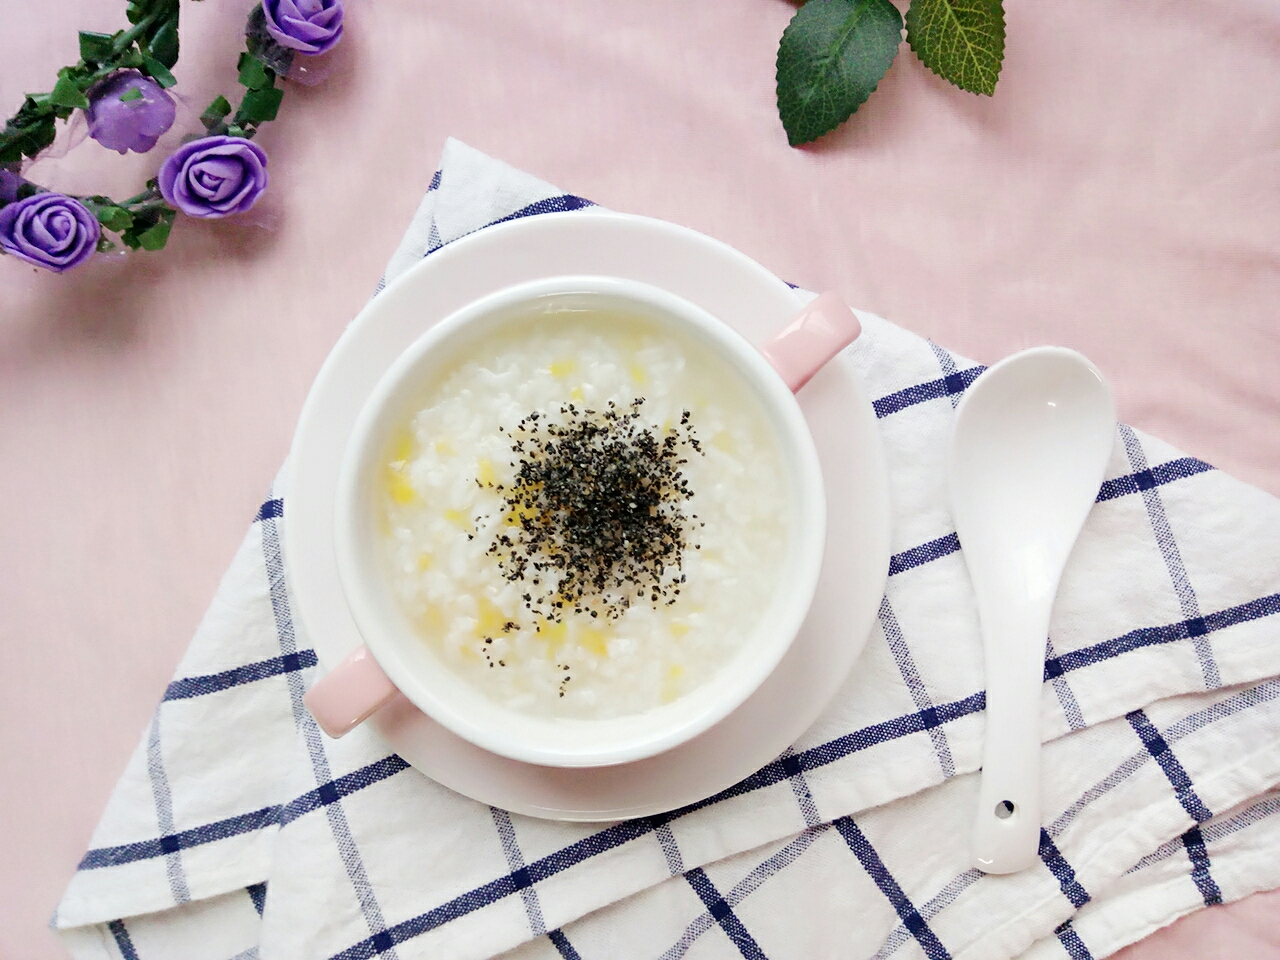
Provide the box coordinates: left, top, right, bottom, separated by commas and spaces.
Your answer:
285, 211, 891, 819
333, 275, 827, 767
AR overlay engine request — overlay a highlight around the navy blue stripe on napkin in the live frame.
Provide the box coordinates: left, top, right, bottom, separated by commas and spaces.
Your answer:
248, 881, 268, 916
1044, 593, 1280, 680
255, 498, 284, 522
1038, 830, 1090, 908
1125, 710, 1213, 823
1180, 826, 1224, 906
278, 755, 411, 826
162, 650, 317, 701
492, 195, 594, 226
834, 817, 951, 960
108, 919, 140, 960
685, 868, 768, 960
1055, 922, 1095, 960
79, 805, 282, 870
872, 367, 985, 419
1096, 457, 1213, 502
78, 759, 409, 870
548, 929, 584, 960
888, 534, 961, 577
885, 460, 1216, 580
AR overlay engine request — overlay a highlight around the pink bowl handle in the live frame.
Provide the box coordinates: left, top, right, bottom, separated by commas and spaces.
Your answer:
758, 291, 861, 393
303, 644, 398, 739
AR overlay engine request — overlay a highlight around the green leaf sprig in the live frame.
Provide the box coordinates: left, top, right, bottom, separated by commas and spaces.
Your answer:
777, 0, 1006, 146
0, 0, 301, 254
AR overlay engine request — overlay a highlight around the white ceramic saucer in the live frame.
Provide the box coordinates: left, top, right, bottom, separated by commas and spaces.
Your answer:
284, 211, 891, 821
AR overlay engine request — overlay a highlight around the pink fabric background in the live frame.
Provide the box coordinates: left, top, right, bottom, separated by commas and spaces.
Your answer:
2, 1, 1278, 956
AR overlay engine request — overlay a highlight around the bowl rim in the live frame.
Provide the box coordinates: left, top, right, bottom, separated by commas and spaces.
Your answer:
332, 274, 827, 767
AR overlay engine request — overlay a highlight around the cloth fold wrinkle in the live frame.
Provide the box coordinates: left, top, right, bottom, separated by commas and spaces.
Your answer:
53, 138, 1280, 960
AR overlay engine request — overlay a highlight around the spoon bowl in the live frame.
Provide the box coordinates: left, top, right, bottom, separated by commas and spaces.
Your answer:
948, 347, 1115, 873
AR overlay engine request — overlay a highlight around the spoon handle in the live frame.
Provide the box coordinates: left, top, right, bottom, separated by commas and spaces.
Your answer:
971, 596, 1048, 874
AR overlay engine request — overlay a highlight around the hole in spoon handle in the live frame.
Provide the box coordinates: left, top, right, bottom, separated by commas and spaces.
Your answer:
758, 292, 861, 393
971, 694, 1043, 874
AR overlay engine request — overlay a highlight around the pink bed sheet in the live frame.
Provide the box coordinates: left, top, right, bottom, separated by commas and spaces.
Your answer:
1, 1, 1277, 956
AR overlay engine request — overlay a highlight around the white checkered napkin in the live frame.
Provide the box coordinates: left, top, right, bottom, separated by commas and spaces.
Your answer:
54, 139, 1280, 960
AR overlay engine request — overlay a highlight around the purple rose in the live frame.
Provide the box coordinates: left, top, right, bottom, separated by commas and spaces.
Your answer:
0, 193, 100, 272
86, 70, 177, 155
158, 136, 269, 219
0, 170, 23, 203
263, 0, 344, 55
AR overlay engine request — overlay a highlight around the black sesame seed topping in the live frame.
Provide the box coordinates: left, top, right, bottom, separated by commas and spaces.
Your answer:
485, 399, 703, 621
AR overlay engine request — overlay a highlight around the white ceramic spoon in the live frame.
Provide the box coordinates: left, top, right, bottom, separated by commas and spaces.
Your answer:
948, 347, 1115, 874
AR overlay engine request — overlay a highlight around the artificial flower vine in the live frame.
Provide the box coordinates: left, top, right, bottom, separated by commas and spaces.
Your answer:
0, 0, 343, 272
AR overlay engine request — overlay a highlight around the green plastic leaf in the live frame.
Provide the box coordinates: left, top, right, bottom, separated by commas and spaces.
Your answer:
97, 206, 135, 233
119, 87, 145, 103
238, 54, 273, 91
49, 73, 90, 110
79, 31, 116, 63
142, 56, 177, 88
150, 18, 180, 69
200, 94, 232, 132
236, 86, 283, 124
905, 0, 1005, 96
0, 114, 57, 162
96, 236, 117, 253
776, 0, 903, 146
137, 217, 172, 251
203, 94, 232, 119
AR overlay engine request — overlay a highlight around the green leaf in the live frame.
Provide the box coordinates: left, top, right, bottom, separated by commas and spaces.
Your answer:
119, 87, 145, 103
49, 73, 90, 110
237, 54, 273, 91
905, 0, 1005, 96
120, 201, 171, 250
96, 236, 117, 253
79, 31, 116, 63
776, 0, 903, 146
97, 206, 135, 233
0, 115, 57, 162
236, 86, 283, 125
200, 94, 232, 132
150, 18, 180, 68
203, 94, 232, 119
142, 56, 177, 88
137, 217, 172, 251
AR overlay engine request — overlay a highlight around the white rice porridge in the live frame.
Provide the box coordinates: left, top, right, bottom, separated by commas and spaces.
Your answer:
377, 309, 790, 719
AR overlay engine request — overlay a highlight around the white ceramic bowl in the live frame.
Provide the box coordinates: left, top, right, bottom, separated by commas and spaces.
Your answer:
332, 275, 827, 767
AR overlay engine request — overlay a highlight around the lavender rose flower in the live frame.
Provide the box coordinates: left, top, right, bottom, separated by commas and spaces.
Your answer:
0, 170, 23, 204
86, 70, 177, 155
263, 0, 344, 55
158, 136, 269, 219
0, 193, 100, 272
